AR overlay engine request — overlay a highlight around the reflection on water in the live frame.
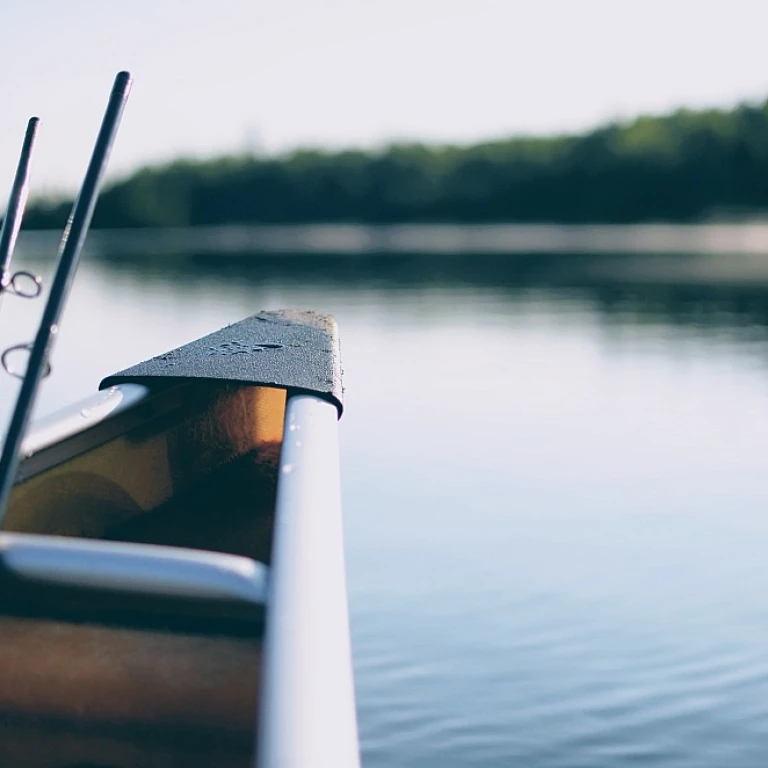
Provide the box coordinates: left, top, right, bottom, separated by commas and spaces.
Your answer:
3, 244, 768, 767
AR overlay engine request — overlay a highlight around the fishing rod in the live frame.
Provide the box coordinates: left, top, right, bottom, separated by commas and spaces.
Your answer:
0, 71, 132, 524
0, 117, 42, 303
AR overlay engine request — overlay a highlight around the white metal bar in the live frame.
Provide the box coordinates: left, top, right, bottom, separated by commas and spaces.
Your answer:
257, 394, 359, 768
0, 533, 267, 606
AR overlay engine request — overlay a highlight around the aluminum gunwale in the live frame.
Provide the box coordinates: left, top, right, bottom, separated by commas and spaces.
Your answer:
257, 394, 360, 768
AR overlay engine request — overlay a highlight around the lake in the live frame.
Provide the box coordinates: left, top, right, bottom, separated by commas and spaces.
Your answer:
3, 234, 768, 767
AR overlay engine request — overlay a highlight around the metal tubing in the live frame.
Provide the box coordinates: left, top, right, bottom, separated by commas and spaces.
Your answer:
0, 533, 268, 606
0, 72, 132, 523
257, 394, 360, 768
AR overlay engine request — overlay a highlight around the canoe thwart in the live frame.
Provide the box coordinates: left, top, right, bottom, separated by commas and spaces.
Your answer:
100, 310, 344, 416
0, 533, 267, 630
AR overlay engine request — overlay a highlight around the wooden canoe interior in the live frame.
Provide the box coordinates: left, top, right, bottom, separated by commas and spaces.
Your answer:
0, 382, 286, 767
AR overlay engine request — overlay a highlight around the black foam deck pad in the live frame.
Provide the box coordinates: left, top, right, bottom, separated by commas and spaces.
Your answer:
100, 310, 343, 416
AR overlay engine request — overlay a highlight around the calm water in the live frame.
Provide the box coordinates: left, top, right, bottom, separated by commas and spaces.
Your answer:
3, 245, 768, 766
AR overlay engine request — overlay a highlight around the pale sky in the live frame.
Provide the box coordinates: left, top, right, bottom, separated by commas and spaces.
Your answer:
2, 0, 768, 195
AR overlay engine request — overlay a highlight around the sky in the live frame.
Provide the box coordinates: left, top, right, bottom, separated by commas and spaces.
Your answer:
2, 0, 768, 195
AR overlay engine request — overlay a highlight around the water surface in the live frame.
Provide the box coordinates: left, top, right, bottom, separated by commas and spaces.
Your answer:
2, 243, 768, 767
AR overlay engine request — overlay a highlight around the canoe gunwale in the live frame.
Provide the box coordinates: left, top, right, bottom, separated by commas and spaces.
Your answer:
257, 393, 360, 768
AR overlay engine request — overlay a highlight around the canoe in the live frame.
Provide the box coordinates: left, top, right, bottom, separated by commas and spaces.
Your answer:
0, 310, 359, 768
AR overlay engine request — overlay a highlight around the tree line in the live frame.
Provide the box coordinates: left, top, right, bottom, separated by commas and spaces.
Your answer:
23, 99, 768, 228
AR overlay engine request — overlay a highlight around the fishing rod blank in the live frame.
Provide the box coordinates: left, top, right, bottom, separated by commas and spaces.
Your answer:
0, 117, 41, 300
0, 71, 132, 523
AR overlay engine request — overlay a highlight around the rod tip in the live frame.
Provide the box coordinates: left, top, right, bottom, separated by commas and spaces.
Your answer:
113, 70, 133, 97
23, 116, 40, 149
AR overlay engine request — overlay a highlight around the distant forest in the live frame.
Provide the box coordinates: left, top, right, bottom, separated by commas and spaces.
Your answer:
23, 99, 768, 228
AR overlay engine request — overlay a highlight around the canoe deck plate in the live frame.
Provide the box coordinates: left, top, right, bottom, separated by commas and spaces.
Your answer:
100, 310, 343, 416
